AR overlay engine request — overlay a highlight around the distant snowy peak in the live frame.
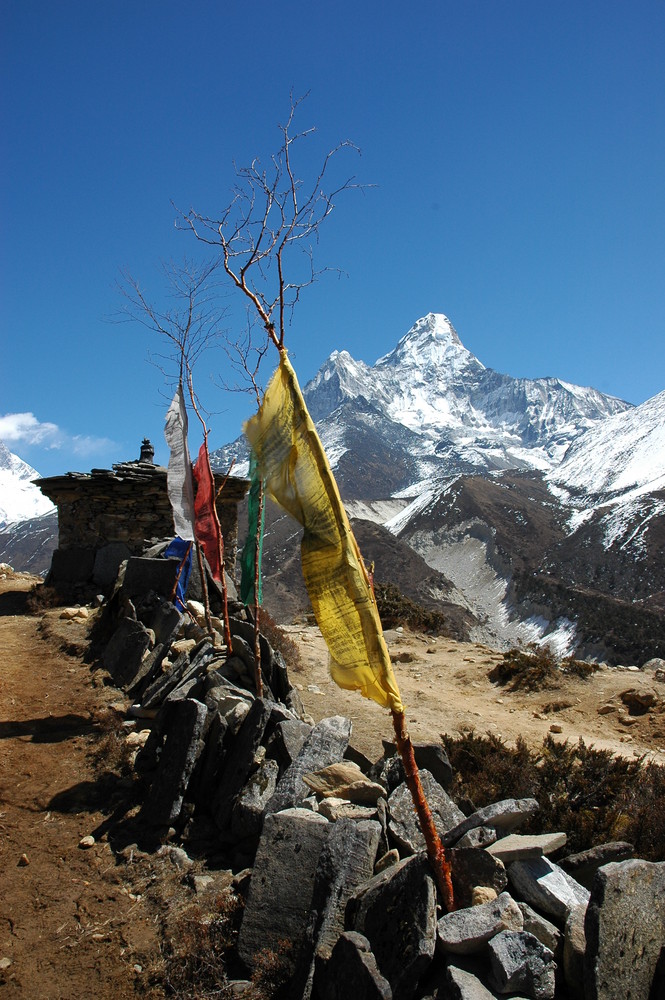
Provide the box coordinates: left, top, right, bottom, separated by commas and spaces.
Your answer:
549, 389, 665, 497
0, 441, 55, 527
376, 312, 484, 378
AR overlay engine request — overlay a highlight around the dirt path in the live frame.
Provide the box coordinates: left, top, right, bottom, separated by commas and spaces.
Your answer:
0, 578, 163, 999
1, 574, 663, 997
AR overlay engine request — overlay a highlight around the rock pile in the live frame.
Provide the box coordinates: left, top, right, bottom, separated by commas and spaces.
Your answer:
97, 557, 664, 1000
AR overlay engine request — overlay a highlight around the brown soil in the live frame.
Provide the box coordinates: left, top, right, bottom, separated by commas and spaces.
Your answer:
1, 573, 664, 997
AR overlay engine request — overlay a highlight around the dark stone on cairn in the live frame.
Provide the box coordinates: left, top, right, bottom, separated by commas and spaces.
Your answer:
138, 698, 208, 828
347, 853, 437, 1000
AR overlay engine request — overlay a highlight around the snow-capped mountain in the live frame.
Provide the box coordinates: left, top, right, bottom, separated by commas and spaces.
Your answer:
0, 441, 55, 527
305, 313, 631, 487
211, 312, 663, 664
212, 313, 631, 492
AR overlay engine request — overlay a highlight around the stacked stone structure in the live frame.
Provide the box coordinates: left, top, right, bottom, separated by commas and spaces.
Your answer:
35, 440, 249, 590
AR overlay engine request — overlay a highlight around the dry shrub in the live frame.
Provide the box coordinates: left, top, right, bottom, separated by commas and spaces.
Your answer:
441, 731, 665, 860
489, 644, 599, 692
375, 582, 450, 634
247, 940, 295, 1000
258, 609, 303, 673
152, 893, 243, 998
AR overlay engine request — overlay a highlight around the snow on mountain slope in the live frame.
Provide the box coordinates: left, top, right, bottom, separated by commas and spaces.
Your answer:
0, 441, 55, 527
549, 389, 665, 498
298, 313, 633, 494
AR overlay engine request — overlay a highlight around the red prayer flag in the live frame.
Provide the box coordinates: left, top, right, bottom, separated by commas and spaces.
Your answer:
193, 438, 223, 582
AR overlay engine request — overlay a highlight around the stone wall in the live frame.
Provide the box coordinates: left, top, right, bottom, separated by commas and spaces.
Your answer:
36, 461, 249, 590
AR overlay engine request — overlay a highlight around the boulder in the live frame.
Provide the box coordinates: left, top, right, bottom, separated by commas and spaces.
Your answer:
388, 771, 465, 855
508, 856, 590, 923
442, 798, 540, 848
348, 854, 437, 1000
237, 808, 330, 974
559, 841, 634, 890
487, 929, 555, 999
584, 859, 665, 1000
138, 698, 208, 827
449, 847, 508, 910
437, 891, 523, 955
213, 697, 272, 831
313, 931, 392, 1000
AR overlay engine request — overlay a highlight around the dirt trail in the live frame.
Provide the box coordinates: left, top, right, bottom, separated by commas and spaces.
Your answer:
0, 578, 164, 999
1, 574, 664, 997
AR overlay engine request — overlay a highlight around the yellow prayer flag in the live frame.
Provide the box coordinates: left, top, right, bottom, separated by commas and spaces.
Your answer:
244, 351, 404, 713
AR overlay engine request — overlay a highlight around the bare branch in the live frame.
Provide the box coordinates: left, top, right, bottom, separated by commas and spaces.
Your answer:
174, 92, 367, 351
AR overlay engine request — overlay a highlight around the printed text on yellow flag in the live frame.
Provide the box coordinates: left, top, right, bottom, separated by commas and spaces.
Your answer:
244, 352, 404, 713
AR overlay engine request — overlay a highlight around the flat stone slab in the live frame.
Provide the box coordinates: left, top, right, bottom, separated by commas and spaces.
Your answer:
437, 891, 523, 955
102, 617, 152, 687
237, 808, 330, 973
348, 853, 437, 1000
139, 698, 207, 827
442, 798, 540, 847
487, 832, 567, 864
508, 857, 590, 923
313, 931, 392, 1000
213, 697, 272, 831
584, 859, 665, 1000
265, 716, 352, 815
388, 770, 465, 855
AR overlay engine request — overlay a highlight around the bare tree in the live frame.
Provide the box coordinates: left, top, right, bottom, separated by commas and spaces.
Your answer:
177, 93, 363, 352
118, 257, 234, 649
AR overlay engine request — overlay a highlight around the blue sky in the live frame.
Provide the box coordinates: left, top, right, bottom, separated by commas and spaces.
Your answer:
2, 1, 664, 477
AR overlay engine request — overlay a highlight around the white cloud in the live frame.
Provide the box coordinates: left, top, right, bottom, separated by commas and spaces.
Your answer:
0, 412, 61, 447
0, 412, 117, 455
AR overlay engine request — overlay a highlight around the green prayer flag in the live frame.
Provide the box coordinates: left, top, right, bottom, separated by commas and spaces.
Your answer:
240, 451, 265, 607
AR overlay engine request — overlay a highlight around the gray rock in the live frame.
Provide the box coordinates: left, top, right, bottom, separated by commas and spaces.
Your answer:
265, 718, 313, 768
559, 841, 634, 889
443, 964, 500, 1000
213, 697, 272, 831
121, 556, 178, 599
437, 891, 523, 955
516, 902, 562, 956
563, 905, 586, 1000
308, 819, 382, 960
450, 847, 508, 910
93, 541, 131, 587
102, 617, 152, 687
508, 856, 590, 923
584, 858, 665, 1000
388, 770, 465, 855
348, 854, 437, 1000
487, 833, 567, 865
642, 656, 665, 672
237, 808, 330, 973
382, 740, 453, 790
145, 600, 183, 647
442, 798, 540, 848
265, 716, 352, 815
487, 930, 555, 999
313, 931, 392, 1000
139, 698, 207, 827
231, 757, 279, 840
456, 826, 497, 850
141, 649, 193, 710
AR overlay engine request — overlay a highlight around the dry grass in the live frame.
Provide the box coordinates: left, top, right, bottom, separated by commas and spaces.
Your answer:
488, 644, 599, 692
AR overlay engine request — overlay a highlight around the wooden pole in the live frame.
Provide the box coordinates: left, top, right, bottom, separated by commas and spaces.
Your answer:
391, 708, 455, 912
